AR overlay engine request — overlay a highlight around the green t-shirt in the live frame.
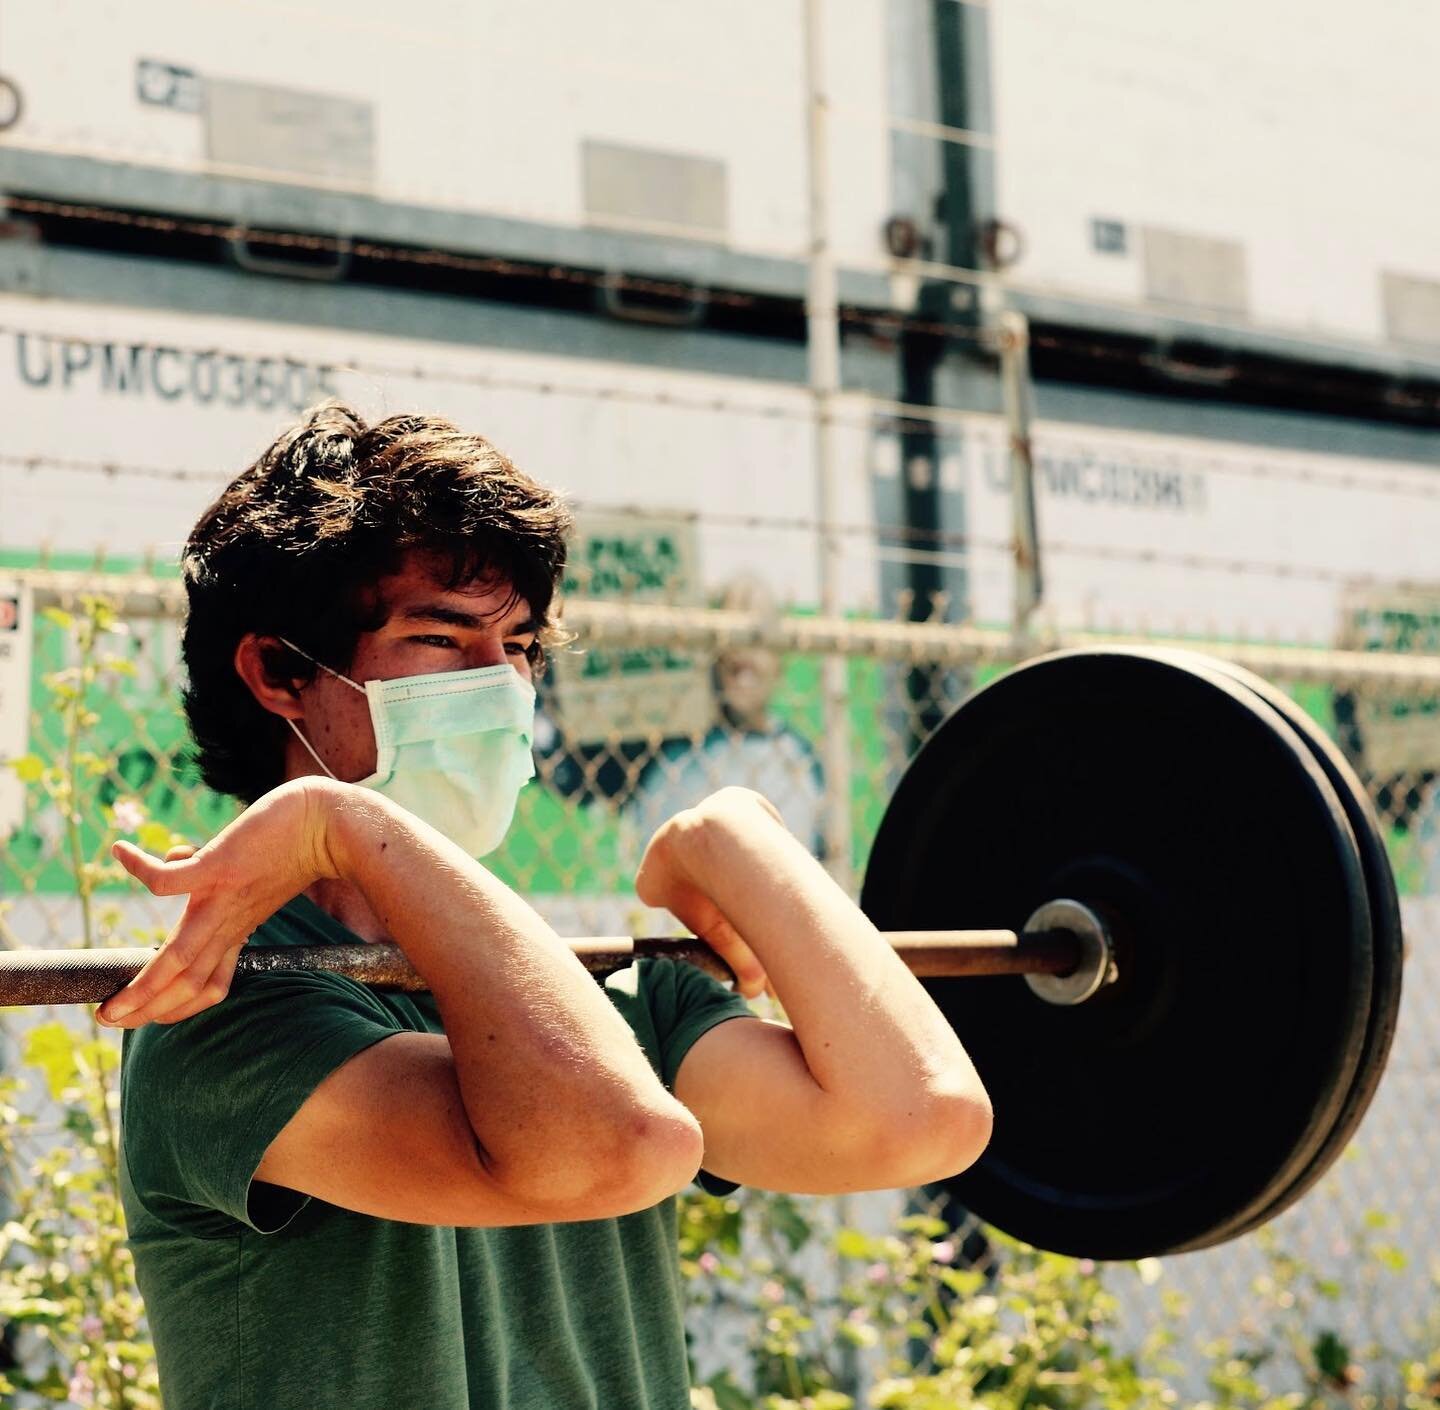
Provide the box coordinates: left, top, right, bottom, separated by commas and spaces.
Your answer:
119, 894, 752, 1410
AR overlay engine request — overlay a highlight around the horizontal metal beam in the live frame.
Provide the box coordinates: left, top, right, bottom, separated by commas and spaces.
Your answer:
0, 145, 891, 308
16, 568, 1440, 688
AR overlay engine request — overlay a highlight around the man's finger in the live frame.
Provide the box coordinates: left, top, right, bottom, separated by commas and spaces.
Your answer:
658, 881, 769, 997
705, 924, 768, 998
111, 840, 202, 897
98, 914, 216, 1024
143, 942, 244, 1026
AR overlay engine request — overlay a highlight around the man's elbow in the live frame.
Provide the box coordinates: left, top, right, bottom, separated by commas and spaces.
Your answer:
920, 1087, 994, 1182
490, 1099, 705, 1219
601, 1102, 707, 1212
866, 1085, 994, 1190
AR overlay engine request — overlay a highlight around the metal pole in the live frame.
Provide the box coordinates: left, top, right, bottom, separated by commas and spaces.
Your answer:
803, 0, 855, 892
998, 310, 1042, 642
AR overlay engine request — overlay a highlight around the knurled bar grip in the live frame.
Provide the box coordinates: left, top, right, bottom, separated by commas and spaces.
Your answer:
0, 929, 1082, 1008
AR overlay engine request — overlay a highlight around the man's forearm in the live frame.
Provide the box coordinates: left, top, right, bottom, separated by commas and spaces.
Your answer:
324, 784, 700, 1204
678, 795, 988, 1124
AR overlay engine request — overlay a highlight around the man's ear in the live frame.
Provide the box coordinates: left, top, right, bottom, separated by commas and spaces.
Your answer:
233, 635, 306, 720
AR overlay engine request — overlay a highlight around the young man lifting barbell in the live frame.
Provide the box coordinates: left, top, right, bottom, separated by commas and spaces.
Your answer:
101, 404, 992, 1409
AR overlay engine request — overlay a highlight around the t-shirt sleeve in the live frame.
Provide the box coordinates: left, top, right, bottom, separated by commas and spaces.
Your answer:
648, 958, 756, 1091
635, 957, 755, 1196
120, 970, 403, 1239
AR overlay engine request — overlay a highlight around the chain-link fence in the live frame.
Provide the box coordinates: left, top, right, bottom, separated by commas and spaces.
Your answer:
3, 566, 1440, 1392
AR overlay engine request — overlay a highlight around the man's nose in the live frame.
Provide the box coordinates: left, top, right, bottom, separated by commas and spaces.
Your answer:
468, 639, 509, 669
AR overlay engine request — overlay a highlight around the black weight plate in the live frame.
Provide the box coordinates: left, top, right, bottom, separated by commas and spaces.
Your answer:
862, 649, 1372, 1260
1150, 650, 1402, 1250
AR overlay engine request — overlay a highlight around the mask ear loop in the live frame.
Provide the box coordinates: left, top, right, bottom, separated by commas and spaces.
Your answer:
276, 637, 365, 693
286, 717, 339, 780
275, 636, 360, 781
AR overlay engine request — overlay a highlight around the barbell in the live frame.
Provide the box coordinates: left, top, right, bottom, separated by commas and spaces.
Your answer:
0, 647, 1404, 1262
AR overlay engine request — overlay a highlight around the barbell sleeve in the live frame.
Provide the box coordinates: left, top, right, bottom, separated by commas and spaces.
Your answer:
0, 929, 1085, 1009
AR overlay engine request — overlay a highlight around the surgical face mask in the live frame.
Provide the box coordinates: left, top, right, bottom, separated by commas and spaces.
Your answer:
279, 638, 536, 859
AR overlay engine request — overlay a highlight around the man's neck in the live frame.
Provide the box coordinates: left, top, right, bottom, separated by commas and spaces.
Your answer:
285, 751, 392, 942
303, 876, 392, 944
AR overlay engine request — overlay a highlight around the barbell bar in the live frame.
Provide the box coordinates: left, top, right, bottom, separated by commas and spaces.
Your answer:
0, 920, 1102, 1007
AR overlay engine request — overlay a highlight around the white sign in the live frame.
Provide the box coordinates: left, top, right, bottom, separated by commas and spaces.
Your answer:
551, 511, 714, 746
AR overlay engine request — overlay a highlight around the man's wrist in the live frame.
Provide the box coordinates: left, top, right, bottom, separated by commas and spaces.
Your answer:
299, 776, 373, 884
673, 789, 785, 885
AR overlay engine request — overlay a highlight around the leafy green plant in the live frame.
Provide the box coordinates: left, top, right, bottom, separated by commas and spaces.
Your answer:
1, 595, 173, 1406
1192, 1213, 1440, 1410
681, 1193, 1186, 1410
0, 1025, 158, 1407
679, 1188, 1440, 1410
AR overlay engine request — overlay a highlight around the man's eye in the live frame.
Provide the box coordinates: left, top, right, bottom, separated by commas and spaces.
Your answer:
412, 635, 458, 649
506, 639, 541, 661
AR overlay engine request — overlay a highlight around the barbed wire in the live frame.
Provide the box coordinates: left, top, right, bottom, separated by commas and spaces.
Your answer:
10, 450, 1440, 589
2, 298, 1438, 504
0, 313, 826, 427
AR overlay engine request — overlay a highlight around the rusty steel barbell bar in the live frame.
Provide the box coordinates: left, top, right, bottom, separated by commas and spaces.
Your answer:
0, 928, 1090, 1009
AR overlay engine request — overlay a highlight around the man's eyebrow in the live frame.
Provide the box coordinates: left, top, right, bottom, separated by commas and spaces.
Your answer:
398, 603, 539, 634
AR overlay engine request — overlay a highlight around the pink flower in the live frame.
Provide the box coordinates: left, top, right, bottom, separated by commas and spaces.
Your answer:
80, 1314, 103, 1341
67, 1365, 96, 1407
930, 1240, 957, 1265
111, 798, 145, 833
866, 1262, 889, 1284
698, 1251, 719, 1274
1077, 1258, 1096, 1275
761, 1279, 785, 1303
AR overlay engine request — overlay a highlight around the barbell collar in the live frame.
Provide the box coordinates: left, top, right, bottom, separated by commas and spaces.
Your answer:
1021, 900, 1118, 1006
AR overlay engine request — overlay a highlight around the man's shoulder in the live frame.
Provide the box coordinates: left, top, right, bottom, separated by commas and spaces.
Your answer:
121, 915, 399, 1082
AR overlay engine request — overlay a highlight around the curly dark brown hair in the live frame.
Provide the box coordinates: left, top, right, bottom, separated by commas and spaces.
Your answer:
181, 403, 572, 803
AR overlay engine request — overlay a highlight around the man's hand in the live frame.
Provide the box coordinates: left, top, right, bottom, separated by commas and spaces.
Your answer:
98, 776, 345, 1028
635, 789, 778, 999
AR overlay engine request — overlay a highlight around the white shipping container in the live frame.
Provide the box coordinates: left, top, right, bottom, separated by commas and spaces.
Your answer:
0, 0, 888, 264
991, 0, 1440, 348
5, 1, 1439, 350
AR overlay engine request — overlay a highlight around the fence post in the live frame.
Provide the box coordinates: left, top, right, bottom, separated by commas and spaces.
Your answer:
804, 0, 855, 892
998, 310, 1042, 648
